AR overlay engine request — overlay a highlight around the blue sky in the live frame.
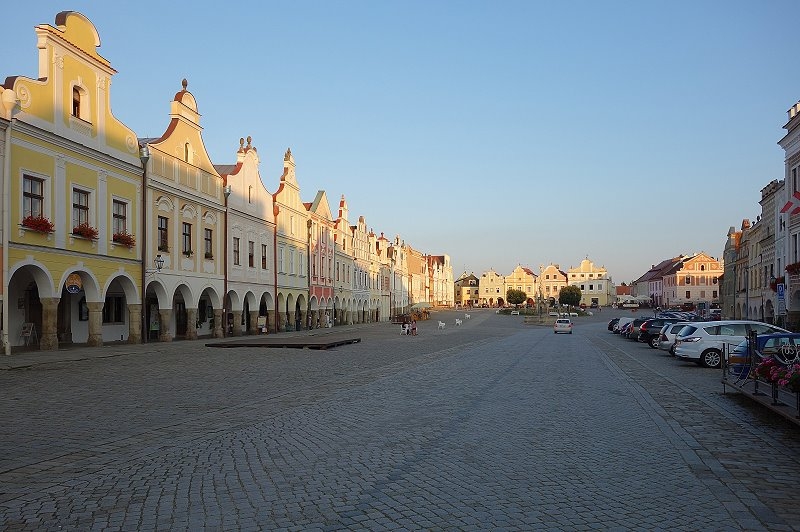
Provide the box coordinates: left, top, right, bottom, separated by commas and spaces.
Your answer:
4, 1, 797, 284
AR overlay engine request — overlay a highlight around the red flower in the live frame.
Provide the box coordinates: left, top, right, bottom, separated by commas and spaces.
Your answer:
112, 232, 136, 248
21, 215, 55, 233
72, 222, 99, 240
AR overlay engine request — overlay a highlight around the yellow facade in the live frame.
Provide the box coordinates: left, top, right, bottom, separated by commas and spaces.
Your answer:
566, 258, 614, 306
2, 12, 143, 352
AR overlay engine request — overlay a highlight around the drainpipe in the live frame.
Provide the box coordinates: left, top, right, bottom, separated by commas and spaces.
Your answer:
223, 183, 231, 336
139, 145, 150, 343
2, 117, 12, 355
273, 203, 279, 333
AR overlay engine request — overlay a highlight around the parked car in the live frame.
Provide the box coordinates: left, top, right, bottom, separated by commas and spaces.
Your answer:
638, 318, 684, 348
673, 320, 789, 368
553, 318, 573, 334
657, 322, 693, 355
626, 317, 651, 340
619, 321, 633, 337
614, 317, 635, 334
607, 318, 620, 331
729, 332, 800, 379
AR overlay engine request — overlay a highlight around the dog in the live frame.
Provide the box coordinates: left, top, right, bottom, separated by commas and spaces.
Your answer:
438, 321, 446, 330
464, 313, 471, 320
455, 319, 462, 326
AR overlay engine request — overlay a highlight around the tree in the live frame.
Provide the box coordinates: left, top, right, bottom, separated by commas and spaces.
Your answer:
559, 285, 581, 307
506, 289, 527, 308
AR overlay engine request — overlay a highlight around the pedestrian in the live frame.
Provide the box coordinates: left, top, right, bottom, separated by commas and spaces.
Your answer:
411, 319, 417, 336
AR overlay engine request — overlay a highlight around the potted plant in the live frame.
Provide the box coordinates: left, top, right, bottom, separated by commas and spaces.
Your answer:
770, 276, 785, 292
786, 262, 800, 275
783, 364, 800, 392
183, 249, 193, 257
158, 243, 169, 252
204, 252, 213, 259
754, 357, 787, 384
112, 231, 136, 248
72, 221, 99, 240
21, 214, 55, 233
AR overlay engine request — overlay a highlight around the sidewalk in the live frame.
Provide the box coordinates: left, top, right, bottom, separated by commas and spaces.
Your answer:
0, 321, 387, 371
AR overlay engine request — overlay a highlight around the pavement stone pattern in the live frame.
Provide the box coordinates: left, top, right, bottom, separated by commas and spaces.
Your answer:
1, 309, 799, 530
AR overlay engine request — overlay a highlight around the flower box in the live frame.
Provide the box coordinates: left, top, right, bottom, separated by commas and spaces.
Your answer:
183, 250, 193, 257
112, 232, 136, 248
158, 244, 169, 252
786, 262, 800, 275
204, 252, 213, 259
72, 222, 99, 240
21, 215, 54, 233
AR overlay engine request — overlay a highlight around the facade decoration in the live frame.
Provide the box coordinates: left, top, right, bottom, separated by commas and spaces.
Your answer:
1, 11, 143, 353
0, 11, 453, 352
215, 136, 276, 335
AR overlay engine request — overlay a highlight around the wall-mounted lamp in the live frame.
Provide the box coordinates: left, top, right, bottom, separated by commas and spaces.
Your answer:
146, 254, 165, 275
223, 184, 232, 199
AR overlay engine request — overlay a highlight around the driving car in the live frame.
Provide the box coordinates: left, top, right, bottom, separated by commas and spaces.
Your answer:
673, 320, 789, 368
554, 318, 573, 334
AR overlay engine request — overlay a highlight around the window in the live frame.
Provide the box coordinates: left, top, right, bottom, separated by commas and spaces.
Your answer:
72, 189, 89, 227
261, 244, 267, 269
204, 228, 213, 258
248, 186, 253, 203
72, 87, 81, 118
158, 217, 169, 250
248, 241, 254, 267
23, 175, 44, 218
233, 237, 240, 266
686, 291, 691, 299
102, 295, 124, 323
184, 142, 190, 163
112, 200, 127, 235
182, 222, 192, 254
713, 290, 718, 299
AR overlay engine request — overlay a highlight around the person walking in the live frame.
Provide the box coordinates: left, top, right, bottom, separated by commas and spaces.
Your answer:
411, 319, 417, 336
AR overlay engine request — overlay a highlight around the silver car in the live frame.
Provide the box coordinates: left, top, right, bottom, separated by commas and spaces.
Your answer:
657, 322, 693, 355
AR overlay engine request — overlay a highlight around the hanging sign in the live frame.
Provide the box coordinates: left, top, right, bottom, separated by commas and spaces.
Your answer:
65, 273, 82, 294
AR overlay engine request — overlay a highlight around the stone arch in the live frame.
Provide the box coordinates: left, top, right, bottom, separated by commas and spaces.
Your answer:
6, 263, 57, 349
102, 270, 140, 304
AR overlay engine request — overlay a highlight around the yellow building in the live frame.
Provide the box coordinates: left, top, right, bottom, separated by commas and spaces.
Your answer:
454, 272, 480, 307
505, 265, 536, 305
566, 258, 615, 306
538, 264, 568, 305
1, 12, 144, 352
479, 269, 505, 306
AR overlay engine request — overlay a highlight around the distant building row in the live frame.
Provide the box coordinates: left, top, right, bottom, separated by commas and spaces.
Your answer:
719, 96, 800, 328
0, 12, 453, 353
454, 259, 616, 307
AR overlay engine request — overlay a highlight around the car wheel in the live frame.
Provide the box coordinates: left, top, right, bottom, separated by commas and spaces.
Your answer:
649, 337, 659, 349
669, 344, 676, 356
700, 349, 722, 369
569, 331, 572, 334
554, 331, 557, 334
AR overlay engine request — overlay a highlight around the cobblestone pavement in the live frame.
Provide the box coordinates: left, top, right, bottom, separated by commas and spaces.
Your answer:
1, 309, 799, 530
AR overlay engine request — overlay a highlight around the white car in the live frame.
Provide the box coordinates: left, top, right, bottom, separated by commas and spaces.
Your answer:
548, 311, 559, 317
673, 320, 788, 368
554, 318, 573, 334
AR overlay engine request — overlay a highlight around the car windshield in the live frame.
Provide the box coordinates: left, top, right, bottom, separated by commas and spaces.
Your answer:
732, 339, 749, 354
